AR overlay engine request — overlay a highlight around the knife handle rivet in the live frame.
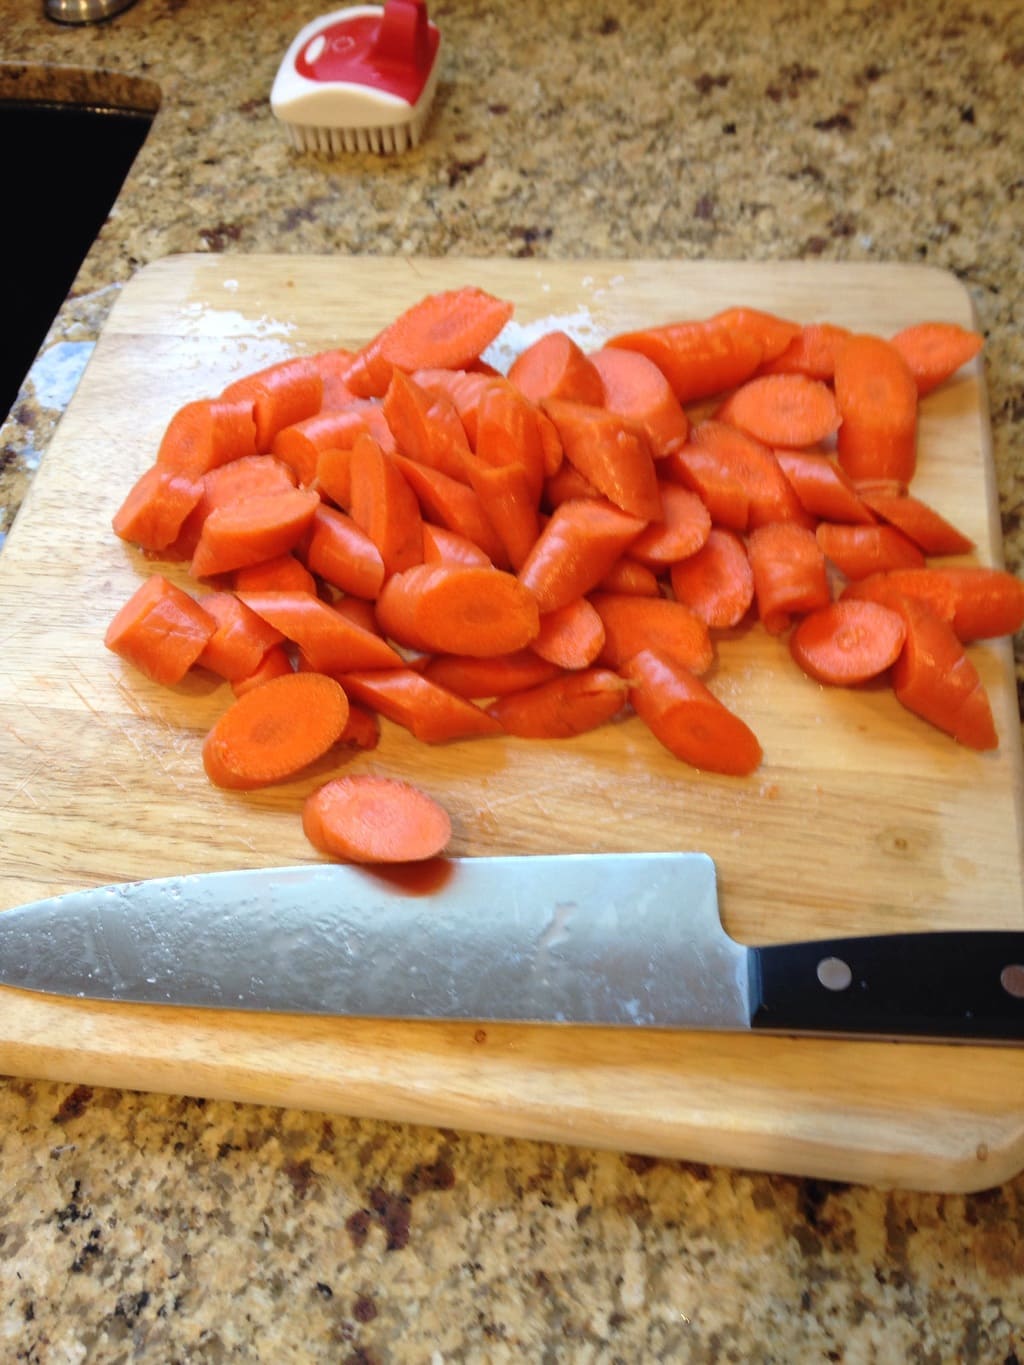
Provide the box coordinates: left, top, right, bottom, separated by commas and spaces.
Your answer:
1000, 964, 1024, 1000
816, 956, 853, 992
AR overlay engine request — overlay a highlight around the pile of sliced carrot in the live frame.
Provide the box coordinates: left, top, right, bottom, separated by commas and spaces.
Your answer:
105, 286, 1022, 859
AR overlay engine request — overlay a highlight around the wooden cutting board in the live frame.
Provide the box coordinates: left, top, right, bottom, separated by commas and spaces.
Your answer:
1, 255, 1022, 1192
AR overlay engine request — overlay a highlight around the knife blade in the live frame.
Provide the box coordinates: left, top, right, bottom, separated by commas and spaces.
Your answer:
0, 853, 1021, 1043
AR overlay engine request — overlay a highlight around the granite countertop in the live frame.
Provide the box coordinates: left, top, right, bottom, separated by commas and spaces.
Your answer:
2, 0, 1024, 1358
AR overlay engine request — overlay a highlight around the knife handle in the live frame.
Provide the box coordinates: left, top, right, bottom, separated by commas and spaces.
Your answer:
750, 932, 1024, 1042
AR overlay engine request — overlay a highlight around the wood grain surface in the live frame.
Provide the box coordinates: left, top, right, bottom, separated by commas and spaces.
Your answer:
0, 255, 1021, 1191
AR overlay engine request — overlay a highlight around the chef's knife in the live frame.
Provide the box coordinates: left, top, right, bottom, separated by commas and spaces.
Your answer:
0, 853, 1022, 1043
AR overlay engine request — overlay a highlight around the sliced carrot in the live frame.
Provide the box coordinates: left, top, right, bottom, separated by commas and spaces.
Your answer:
867, 565, 1024, 642
590, 592, 714, 676
854, 488, 974, 556
105, 574, 216, 686
237, 590, 402, 672
343, 287, 514, 398
756, 322, 851, 381
339, 667, 503, 742
381, 369, 472, 481
375, 563, 540, 657
231, 643, 295, 698
815, 522, 926, 580
715, 373, 841, 449
596, 556, 661, 597
834, 333, 919, 487
221, 356, 323, 453
202, 671, 349, 790
662, 442, 750, 532
627, 483, 711, 568
190, 486, 321, 579
421, 650, 562, 698
840, 569, 960, 626
541, 399, 662, 521
625, 647, 762, 776
790, 599, 907, 686
337, 701, 381, 751
309, 347, 358, 408
347, 434, 424, 575
669, 528, 754, 630
302, 774, 452, 863
156, 397, 257, 478
746, 522, 831, 634
463, 456, 540, 571
474, 382, 549, 501
687, 420, 811, 529
196, 591, 286, 682
171, 454, 299, 560
421, 522, 492, 567
508, 330, 605, 406
411, 366, 498, 446
543, 462, 600, 509
888, 321, 984, 396
605, 318, 763, 403
273, 405, 395, 487
330, 594, 383, 636
775, 450, 875, 525
233, 553, 318, 596
112, 464, 204, 552
517, 498, 647, 614
299, 502, 386, 599
487, 669, 628, 739
589, 346, 690, 458
709, 306, 802, 364
391, 453, 508, 567
315, 446, 355, 510
530, 597, 606, 669
886, 595, 998, 750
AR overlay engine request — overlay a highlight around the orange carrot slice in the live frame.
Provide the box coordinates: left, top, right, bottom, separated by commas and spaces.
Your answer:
222, 357, 323, 453
347, 434, 424, 575
756, 322, 851, 381
238, 590, 402, 672
775, 450, 875, 525
302, 774, 452, 862
422, 650, 562, 698
343, 287, 514, 398
421, 522, 492, 567
105, 574, 216, 686
273, 405, 395, 487
517, 498, 647, 614
508, 330, 604, 406
202, 671, 349, 789
606, 318, 764, 403
590, 346, 690, 458
716, 373, 841, 449
530, 597, 606, 669
233, 553, 317, 596
230, 643, 295, 698
541, 399, 662, 521
590, 592, 714, 675
376, 563, 540, 657
854, 488, 974, 556
112, 464, 204, 552
486, 669, 628, 738
190, 486, 320, 579
669, 528, 755, 630
625, 647, 762, 776
790, 599, 907, 686
815, 522, 926, 580
746, 522, 831, 634
888, 321, 984, 396
196, 591, 286, 682
391, 453, 508, 567
627, 483, 712, 568
381, 369, 472, 481
156, 397, 258, 478
339, 667, 503, 742
834, 333, 919, 487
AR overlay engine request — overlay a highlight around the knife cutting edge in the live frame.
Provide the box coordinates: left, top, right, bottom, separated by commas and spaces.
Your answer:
0, 853, 1022, 1044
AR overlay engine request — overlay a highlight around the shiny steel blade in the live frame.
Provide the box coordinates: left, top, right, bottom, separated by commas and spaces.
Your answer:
0, 853, 751, 1029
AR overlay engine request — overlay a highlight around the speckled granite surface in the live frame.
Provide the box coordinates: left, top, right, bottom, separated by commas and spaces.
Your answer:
2, 0, 1023, 1358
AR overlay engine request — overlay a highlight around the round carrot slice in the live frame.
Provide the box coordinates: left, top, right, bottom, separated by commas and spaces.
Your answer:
302, 775, 452, 863
202, 671, 349, 789
790, 599, 907, 686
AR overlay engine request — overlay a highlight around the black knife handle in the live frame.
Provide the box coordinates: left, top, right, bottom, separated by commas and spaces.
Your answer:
750, 932, 1024, 1042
